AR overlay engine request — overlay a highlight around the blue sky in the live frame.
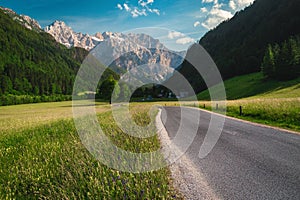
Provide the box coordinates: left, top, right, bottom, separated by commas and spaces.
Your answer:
0, 0, 254, 50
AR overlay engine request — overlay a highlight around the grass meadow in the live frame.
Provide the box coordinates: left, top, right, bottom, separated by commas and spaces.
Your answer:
193, 72, 300, 132
1, 85, 299, 198
184, 98, 300, 132
0, 101, 181, 199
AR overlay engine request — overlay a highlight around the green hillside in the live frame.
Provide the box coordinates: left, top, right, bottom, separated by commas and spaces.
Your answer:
176, 0, 300, 94
200, 0, 300, 79
0, 9, 88, 97
0, 9, 120, 105
197, 72, 300, 100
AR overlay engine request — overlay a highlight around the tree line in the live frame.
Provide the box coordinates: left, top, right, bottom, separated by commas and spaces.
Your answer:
261, 35, 300, 80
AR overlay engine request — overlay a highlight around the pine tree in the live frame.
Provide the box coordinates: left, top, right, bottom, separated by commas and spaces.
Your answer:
261, 44, 275, 78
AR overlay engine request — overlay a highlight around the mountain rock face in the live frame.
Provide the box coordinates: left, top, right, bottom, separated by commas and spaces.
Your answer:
1, 6, 185, 82
0, 7, 42, 32
45, 21, 185, 81
44, 21, 102, 50
91, 32, 185, 82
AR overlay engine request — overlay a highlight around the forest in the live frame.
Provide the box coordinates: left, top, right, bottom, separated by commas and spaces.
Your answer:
176, 0, 300, 94
261, 35, 300, 81
0, 9, 120, 105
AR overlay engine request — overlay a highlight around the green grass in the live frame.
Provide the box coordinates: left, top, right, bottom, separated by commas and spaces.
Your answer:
0, 101, 111, 133
197, 72, 300, 100
193, 72, 300, 132
0, 103, 181, 199
185, 98, 300, 132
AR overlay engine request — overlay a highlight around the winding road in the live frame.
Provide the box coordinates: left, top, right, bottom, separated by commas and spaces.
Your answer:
160, 106, 300, 200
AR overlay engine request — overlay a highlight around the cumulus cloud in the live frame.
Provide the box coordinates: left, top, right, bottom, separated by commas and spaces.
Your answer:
168, 31, 185, 39
176, 37, 195, 45
200, 7, 208, 13
200, 0, 252, 30
139, 0, 154, 7
117, 4, 123, 10
194, 21, 201, 27
202, 0, 218, 3
117, 1, 160, 18
149, 8, 160, 15
229, 0, 254, 11
201, 7, 233, 29
123, 3, 131, 12
131, 8, 147, 18
229, 0, 236, 10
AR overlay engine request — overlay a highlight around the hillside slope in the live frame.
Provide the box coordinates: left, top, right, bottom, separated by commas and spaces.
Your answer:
0, 9, 88, 97
200, 0, 300, 79
175, 0, 300, 94
197, 72, 300, 100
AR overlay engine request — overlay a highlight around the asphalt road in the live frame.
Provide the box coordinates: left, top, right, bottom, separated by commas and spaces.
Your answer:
161, 106, 300, 200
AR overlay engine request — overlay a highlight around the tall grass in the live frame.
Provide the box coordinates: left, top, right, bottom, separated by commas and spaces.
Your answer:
185, 98, 300, 132
0, 105, 180, 199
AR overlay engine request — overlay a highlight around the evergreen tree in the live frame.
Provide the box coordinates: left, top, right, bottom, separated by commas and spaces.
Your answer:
261, 45, 275, 78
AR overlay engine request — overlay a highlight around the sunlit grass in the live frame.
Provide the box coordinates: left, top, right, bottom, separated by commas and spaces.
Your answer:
0, 102, 181, 199
184, 98, 300, 132
0, 101, 110, 133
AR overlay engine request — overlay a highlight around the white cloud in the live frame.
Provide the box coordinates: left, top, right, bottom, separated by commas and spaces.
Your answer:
149, 8, 160, 15
117, 1, 160, 18
229, 0, 236, 10
138, 0, 155, 7
229, 0, 254, 11
117, 4, 123, 10
123, 3, 131, 12
201, 7, 233, 29
168, 31, 185, 39
176, 37, 195, 45
131, 8, 147, 18
194, 21, 201, 27
198, 0, 254, 30
202, 0, 217, 3
200, 7, 208, 13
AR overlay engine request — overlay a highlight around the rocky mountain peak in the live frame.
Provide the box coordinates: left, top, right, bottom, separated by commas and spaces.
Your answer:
44, 20, 99, 50
0, 7, 42, 32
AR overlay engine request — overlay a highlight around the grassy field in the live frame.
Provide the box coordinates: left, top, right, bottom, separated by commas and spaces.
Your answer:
191, 72, 300, 132
197, 72, 300, 100
183, 98, 300, 132
0, 101, 181, 199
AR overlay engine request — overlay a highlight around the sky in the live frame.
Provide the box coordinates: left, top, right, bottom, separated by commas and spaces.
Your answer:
0, 0, 254, 50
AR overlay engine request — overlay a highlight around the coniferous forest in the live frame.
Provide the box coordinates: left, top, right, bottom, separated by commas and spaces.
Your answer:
0, 9, 121, 105
0, 9, 88, 105
176, 0, 300, 93
261, 35, 300, 81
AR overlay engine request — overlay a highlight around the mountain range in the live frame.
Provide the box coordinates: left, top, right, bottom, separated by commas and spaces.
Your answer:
0, 6, 185, 101
44, 19, 185, 82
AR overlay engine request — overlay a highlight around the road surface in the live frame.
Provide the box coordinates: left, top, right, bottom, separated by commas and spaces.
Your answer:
160, 106, 300, 200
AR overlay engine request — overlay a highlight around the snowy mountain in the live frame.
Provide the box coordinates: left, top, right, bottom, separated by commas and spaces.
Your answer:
44, 21, 102, 50
1, 6, 185, 82
91, 32, 185, 82
45, 21, 185, 81
0, 7, 42, 32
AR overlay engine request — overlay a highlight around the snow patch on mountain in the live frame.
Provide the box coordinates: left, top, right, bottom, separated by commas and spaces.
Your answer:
0, 7, 42, 32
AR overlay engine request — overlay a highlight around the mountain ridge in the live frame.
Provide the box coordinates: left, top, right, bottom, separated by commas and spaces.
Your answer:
0, 6, 42, 32
44, 19, 185, 81
175, 0, 300, 94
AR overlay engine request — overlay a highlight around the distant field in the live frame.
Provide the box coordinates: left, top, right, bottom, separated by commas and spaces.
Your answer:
197, 72, 300, 100
0, 101, 110, 133
0, 101, 180, 199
